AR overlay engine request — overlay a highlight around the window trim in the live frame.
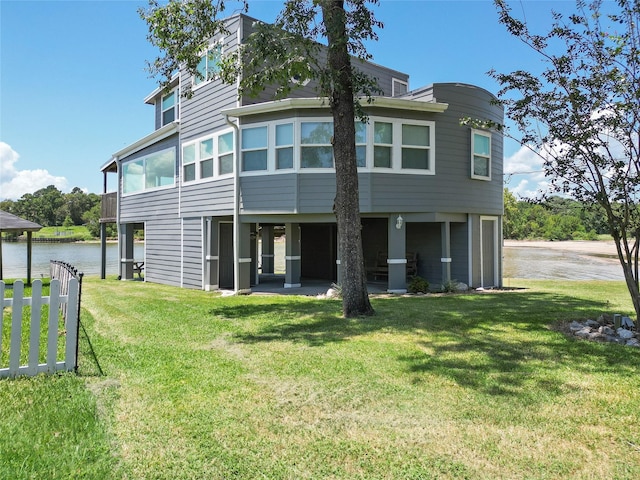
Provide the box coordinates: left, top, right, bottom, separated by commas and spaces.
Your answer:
181, 128, 235, 184
471, 129, 492, 181
122, 146, 177, 196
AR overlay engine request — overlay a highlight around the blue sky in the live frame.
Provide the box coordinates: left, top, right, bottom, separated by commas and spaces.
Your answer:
1, 0, 580, 200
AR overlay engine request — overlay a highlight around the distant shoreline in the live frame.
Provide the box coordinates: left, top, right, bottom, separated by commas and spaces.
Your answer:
504, 239, 618, 257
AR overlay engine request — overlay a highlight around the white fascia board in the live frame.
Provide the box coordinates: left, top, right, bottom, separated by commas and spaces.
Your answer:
144, 74, 180, 105
111, 122, 180, 161
222, 96, 448, 118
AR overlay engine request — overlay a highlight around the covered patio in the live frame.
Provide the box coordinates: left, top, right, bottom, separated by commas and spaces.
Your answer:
0, 210, 43, 285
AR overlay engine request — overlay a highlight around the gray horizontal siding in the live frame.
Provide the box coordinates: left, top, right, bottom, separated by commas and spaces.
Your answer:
145, 217, 182, 287
240, 174, 297, 212
181, 177, 235, 216
182, 217, 203, 289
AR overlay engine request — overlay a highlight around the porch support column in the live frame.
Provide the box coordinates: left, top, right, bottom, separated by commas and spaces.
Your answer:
441, 221, 452, 286
26, 231, 33, 286
260, 225, 274, 274
250, 223, 258, 286
387, 215, 407, 294
237, 222, 252, 293
284, 223, 301, 288
119, 223, 134, 280
100, 222, 107, 280
205, 218, 219, 291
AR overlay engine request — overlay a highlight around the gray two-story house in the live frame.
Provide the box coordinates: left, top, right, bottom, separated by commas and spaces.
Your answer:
100, 13, 504, 294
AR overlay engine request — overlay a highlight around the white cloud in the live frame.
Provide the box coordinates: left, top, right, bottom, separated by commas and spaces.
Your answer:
504, 145, 549, 199
0, 142, 68, 200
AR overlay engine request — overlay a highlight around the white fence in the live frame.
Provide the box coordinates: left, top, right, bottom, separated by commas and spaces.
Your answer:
0, 279, 79, 378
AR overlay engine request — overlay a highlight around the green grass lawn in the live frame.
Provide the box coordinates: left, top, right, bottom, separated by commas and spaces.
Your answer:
1, 278, 640, 479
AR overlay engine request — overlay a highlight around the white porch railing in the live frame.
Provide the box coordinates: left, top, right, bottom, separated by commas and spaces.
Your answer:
0, 279, 78, 378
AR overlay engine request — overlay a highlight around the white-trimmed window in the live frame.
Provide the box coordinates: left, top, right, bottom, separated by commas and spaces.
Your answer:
356, 122, 367, 167
241, 126, 268, 172
182, 129, 234, 183
194, 43, 222, 87
276, 123, 294, 170
182, 143, 196, 182
301, 121, 334, 168
123, 147, 176, 195
218, 132, 234, 175
471, 130, 491, 180
200, 138, 214, 178
401, 124, 431, 171
161, 90, 178, 126
373, 121, 393, 168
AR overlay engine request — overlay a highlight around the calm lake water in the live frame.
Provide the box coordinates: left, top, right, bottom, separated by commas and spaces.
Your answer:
0, 241, 624, 281
1, 242, 144, 279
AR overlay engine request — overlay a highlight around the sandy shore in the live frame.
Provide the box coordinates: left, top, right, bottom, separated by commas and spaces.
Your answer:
504, 239, 618, 256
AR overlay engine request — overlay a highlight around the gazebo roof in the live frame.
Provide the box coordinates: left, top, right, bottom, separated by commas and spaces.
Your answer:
0, 210, 42, 233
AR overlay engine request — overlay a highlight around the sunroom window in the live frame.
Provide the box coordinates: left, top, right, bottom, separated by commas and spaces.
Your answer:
471, 130, 491, 180
301, 121, 333, 168
182, 144, 196, 182
356, 122, 367, 167
123, 147, 176, 195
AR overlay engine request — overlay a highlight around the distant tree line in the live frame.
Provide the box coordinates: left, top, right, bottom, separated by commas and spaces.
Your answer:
0, 185, 115, 237
503, 189, 609, 241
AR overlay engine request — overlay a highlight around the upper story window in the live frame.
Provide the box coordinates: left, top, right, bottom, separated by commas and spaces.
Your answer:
242, 126, 268, 171
275, 123, 294, 169
161, 90, 178, 126
373, 121, 393, 168
122, 147, 176, 195
402, 124, 431, 170
182, 129, 235, 183
301, 122, 333, 168
194, 43, 222, 87
471, 129, 491, 180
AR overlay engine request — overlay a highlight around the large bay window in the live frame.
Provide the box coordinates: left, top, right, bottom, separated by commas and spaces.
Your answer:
231, 116, 436, 175
471, 130, 491, 180
122, 147, 176, 195
182, 129, 234, 183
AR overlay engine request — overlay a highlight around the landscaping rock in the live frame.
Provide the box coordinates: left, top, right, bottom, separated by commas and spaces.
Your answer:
564, 316, 637, 347
569, 321, 584, 332
617, 328, 635, 339
626, 338, 640, 347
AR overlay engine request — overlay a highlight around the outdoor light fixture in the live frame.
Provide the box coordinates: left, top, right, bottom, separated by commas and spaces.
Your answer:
396, 215, 404, 230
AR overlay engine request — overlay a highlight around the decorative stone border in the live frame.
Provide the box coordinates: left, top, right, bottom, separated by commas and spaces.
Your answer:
563, 315, 639, 347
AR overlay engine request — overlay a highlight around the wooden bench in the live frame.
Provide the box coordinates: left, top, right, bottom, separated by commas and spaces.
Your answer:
368, 251, 418, 279
133, 261, 145, 279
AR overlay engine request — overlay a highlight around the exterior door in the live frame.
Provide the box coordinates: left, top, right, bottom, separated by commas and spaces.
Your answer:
481, 217, 497, 287
219, 223, 234, 289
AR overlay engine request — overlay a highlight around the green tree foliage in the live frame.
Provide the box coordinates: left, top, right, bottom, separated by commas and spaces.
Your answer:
141, 0, 380, 316
1, 186, 100, 229
504, 190, 603, 240
493, 0, 640, 317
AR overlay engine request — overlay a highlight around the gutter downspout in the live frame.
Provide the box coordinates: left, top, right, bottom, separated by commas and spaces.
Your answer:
225, 114, 240, 294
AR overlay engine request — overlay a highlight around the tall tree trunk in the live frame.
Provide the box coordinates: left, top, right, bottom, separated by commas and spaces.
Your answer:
321, 1, 374, 317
